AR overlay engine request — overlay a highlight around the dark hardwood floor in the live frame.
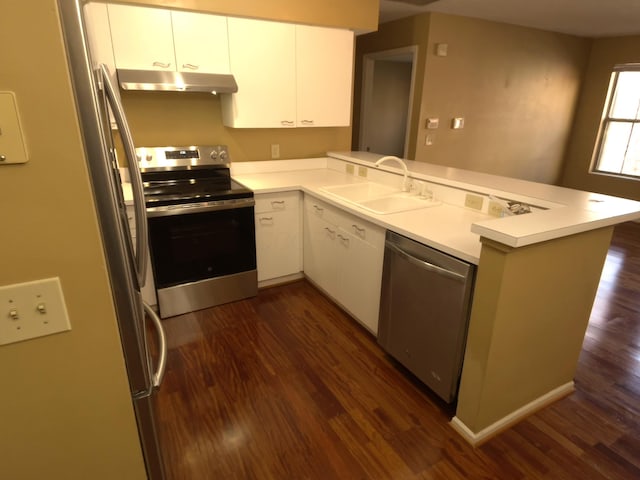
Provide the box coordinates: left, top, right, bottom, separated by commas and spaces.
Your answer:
154, 221, 640, 479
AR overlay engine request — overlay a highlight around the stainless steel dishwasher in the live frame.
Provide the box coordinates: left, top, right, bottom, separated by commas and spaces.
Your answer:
378, 231, 475, 403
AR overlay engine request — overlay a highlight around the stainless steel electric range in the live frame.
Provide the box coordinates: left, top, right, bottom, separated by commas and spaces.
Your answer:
136, 145, 257, 318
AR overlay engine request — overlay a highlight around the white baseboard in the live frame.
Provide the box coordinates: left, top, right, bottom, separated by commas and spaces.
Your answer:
450, 381, 575, 446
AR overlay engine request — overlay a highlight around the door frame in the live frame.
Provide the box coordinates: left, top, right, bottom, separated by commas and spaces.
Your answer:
358, 45, 418, 159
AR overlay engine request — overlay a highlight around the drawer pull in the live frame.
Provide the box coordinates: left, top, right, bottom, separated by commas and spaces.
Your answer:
352, 224, 365, 233
152, 61, 171, 68
337, 234, 349, 245
313, 205, 324, 213
271, 200, 285, 208
324, 227, 335, 236
259, 216, 273, 222
182, 63, 199, 70
281, 120, 294, 126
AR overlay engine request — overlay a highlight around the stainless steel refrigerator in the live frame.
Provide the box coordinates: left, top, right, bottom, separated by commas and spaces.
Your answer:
57, 1, 167, 478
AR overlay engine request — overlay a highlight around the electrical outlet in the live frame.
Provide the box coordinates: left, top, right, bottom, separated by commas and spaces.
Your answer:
464, 194, 484, 210
346, 164, 355, 175
0, 277, 71, 345
358, 166, 368, 178
488, 200, 505, 217
270, 144, 280, 159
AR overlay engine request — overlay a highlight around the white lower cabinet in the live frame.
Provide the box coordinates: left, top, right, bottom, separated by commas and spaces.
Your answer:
303, 195, 385, 334
254, 191, 302, 283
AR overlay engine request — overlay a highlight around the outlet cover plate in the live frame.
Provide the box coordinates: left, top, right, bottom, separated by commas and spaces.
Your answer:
0, 277, 71, 345
464, 193, 484, 210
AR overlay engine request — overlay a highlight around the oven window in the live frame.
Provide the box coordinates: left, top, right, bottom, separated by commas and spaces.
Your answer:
148, 206, 256, 288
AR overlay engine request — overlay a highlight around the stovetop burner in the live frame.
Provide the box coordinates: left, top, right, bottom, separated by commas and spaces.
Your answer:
134, 145, 253, 210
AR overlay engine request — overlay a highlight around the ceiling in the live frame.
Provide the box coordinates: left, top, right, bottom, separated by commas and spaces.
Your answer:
379, 0, 640, 38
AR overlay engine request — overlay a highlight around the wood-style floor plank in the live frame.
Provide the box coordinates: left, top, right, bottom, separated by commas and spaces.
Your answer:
154, 221, 640, 479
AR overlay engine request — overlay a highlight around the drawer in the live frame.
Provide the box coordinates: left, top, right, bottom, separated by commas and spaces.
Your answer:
255, 191, 300, 214
340, 215, 385, 248
304, 195, 342, 226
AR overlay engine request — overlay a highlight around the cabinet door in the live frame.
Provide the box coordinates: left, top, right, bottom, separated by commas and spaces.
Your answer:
222, 18, 296, 128
171, 11, 230, 74
303, 202, 340, 297
336, 228, 384, 334
296, 25, 354, 127
108, 4, 175, 70
255, 192, 302, 282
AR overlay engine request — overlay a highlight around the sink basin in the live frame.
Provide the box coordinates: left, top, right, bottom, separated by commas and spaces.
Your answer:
320, 182, 399, 202
320, 182, 441, 214
358, 195, 441, 214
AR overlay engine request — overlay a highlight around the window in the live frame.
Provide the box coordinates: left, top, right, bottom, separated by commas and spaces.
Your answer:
593, 65, 640, 178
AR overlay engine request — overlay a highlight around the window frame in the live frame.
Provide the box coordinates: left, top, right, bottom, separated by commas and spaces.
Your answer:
592, 63, 640, 180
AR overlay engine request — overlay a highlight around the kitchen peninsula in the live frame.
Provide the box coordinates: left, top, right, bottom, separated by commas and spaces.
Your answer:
230, 151, 640, 445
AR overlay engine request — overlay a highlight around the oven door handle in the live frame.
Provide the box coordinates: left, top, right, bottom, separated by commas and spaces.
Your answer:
100, 64, 148, 287
146, 199, 255, 218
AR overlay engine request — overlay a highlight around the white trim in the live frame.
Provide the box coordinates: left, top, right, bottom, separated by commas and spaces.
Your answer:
258, 272, 304, 289
450, 381, 575, 446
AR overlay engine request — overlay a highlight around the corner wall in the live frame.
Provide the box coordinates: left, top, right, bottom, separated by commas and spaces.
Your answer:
416, 13, 590, 184
0, 1, 147, 478
561, 35, 640, 201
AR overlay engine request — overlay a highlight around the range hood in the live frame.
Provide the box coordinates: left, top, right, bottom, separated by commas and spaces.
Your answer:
117, 69, 238, 94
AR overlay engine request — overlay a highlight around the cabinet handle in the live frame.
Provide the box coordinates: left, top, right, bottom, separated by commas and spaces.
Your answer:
313, 205, 324, 213
271, 200, 285, 208
259, 216, 273, 223
352, 224, 365, 233
152, 61, 171, 68
337, 234, 350, 245
281, 120, 294, 126
300, 119, 314, 125
182, 63, 200, 70
324, 227, 335, 236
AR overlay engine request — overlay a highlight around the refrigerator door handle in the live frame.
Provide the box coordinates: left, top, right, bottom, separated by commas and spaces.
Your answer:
99, 63, 148, 288
143, 301, 167, 388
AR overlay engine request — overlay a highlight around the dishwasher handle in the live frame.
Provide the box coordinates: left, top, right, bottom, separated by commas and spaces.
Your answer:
386, 241, 466, 282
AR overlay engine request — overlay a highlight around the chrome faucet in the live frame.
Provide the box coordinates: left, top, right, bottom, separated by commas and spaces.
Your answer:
374, 155, 410, 192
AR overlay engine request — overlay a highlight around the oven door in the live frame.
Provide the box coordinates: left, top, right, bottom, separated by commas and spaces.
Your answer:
147, 202, 257, 317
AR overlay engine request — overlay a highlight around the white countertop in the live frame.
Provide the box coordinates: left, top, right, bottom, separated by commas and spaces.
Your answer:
232, 159, 491, 264
327, 152, 640, 247
124, 153, 640, 265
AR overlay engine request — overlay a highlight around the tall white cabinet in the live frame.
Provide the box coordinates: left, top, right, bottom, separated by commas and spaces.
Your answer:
222, 18, 354, 128
222, 18, 297, 128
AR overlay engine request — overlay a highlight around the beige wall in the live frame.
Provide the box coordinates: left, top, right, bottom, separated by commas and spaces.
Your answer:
0, 1, 147, 478
561, 36, 640, 201
355, 14, 590, 184
0, 0, 379, 478
457, 226, 613, 434
119, 91, 352, 161
119, 0, 379, 31
416, 13, 590, 184
354, 14, 431, 159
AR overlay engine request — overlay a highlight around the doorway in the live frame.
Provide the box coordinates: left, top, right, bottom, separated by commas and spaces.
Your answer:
358, 46, 417, 159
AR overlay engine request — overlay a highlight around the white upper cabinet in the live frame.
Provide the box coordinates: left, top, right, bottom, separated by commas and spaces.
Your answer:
222, 19, 354, 128
222, 18, 296, 128
108, 4, 175, 70
295, 25, 354, 127
171, 12, 230, 74
107, 4, 230, 74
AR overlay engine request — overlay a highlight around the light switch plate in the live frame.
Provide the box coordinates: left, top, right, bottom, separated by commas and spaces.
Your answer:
0, 277, 71, 345
0, 92, 29, 164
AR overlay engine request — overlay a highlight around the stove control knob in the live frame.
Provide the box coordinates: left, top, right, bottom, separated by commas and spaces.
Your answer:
210, 150, 218, 161
146, 154, 153, 161
219, 150, 228, 161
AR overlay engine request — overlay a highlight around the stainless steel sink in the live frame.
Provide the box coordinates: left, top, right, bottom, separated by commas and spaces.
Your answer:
320, 182, 441, 214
